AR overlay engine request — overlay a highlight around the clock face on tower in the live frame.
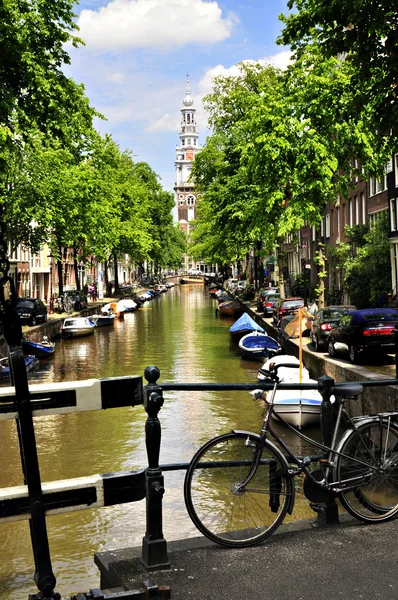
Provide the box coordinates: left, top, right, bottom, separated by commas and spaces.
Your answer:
186, 150, 194, 161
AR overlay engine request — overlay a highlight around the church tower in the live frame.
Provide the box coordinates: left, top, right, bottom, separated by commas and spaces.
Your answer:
174, 76, 202, 235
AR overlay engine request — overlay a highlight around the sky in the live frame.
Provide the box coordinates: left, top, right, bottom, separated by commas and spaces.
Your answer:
66, 0, 292, 192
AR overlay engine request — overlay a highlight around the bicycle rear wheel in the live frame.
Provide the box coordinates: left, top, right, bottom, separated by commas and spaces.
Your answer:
335, 419, 398, 523
184, 432, 293, 547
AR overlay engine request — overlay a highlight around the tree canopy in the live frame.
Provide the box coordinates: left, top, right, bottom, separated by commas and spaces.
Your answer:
279, 0, 398, 135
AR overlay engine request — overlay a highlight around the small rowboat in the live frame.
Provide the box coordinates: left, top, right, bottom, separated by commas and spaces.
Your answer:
0, 355, 40, 380
217, 300, 243, 318
229, 313, 264, 340
238, 332, 281, 361
22, 337, 55, 358
258, 355, 322, 429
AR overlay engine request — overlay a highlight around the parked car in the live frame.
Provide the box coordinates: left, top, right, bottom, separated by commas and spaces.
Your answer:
63, 290, 88, 311
273, 297, 304, 327
327, 308, 398, 363
262, 292, 280, 317
310, 305, 356, 351
15, 298, 47, 326
256, 288, 279, 313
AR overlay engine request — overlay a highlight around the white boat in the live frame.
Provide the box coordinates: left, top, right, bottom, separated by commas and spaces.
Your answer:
259, 355, 322, 429
60, 317, 96, 339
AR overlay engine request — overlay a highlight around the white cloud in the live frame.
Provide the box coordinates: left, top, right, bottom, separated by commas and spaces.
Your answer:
263, 50, 292, 70
107, 72, 126, 83
77, 0, 238, 52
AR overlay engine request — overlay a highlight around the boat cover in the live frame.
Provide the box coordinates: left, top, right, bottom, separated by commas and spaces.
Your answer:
240, 334, 280, 350
229, 313, 264, 334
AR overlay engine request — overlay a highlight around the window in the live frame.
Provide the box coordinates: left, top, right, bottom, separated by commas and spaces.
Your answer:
194, 139, 197, 145
186, 195, 195, 206
369, 209, 387, 229
325, 214, 330, 238
390, 198, 397, 232
354, 159, 359, 183
369, 177, 375, 196
395, 154, 398, 188
355, 195, 359, 225
337, 207, 340, 240
182, 139, 185, 146
348, 198, 352, 226
376, 178, 383, 193
187, 138, 191, 145
361, 192, 366, 224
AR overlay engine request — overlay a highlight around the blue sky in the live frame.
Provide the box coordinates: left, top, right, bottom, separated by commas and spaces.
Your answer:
67, 0, 292, 191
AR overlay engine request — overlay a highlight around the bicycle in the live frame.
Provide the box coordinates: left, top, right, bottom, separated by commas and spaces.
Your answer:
184, 364, 398, 548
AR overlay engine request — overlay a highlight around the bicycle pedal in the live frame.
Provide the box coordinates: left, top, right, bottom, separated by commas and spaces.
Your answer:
309, 502, 324, 514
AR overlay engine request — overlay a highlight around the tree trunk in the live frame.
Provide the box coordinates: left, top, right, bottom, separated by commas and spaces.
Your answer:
104, 258, 112, 296
73, 247, 80, 290
113, 253, 119, 294
57, 259, 63, 297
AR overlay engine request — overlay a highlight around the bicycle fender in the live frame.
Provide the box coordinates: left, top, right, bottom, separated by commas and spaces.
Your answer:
232, 430, 295, 515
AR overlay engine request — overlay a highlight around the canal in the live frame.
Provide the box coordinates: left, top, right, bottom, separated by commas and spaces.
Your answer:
0, 284, 319, 599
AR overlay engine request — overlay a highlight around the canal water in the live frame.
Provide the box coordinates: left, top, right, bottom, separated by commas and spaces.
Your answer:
0, 284, 319, 599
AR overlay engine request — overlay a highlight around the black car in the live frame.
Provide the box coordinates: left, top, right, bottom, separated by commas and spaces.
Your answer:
15, 298, 47, 326
327, 308, 398, 363
310, 305, 356, 351
262, 292, 280, 317
63, 290, 88, 310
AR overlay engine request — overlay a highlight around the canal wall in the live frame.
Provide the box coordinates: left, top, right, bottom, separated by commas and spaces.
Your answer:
243, 303, 398, 417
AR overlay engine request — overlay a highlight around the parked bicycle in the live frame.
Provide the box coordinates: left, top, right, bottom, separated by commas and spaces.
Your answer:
184, 364, 398, 548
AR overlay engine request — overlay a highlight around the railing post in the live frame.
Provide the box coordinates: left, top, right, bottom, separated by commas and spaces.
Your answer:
315, 375, 339, 525
142, 366, 169, 571
0, 276, 60, 600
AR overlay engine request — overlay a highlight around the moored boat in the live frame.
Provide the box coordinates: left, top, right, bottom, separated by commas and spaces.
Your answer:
238, 332, 281, 361
258, 355, 322, 428
217, 300, 244, 318
60, 317, 96, 339
21, 337, 55, 358
179, 278, 204, 284
0, 355, 40, 380
90, 314, 116, 327
229, 313, 265, 339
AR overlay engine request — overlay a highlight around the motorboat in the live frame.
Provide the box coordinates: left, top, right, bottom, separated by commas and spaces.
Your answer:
258, 355, 322, 429
238, 332, 281, 361
90, 313, 116, 327
21, 336, 55, 358
229, 313, 265, 339
60, 317, 96, 339
0, 355, 40, 380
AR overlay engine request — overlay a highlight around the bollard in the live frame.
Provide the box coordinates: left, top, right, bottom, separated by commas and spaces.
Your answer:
142, 367, 169, 571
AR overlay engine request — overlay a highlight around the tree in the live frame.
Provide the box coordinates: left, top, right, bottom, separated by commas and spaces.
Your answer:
279, 0, 398, 136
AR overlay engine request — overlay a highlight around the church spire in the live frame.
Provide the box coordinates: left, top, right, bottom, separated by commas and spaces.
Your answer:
183, 72, 193, 107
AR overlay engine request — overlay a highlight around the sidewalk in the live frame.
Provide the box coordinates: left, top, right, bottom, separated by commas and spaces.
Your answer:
95, 516, 398, 599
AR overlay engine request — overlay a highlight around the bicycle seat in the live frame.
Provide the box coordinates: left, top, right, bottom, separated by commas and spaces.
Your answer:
331, 383, 363, 398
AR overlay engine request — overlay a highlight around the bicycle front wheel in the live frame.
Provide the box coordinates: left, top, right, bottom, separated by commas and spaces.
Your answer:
184, 432, 293, 547
335, 419, 398, 523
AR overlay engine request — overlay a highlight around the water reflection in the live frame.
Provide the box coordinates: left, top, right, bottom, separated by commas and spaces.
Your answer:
0, 285, 319, 599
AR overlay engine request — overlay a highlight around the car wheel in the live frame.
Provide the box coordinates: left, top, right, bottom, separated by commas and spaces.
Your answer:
31, 316, 37, 326
43, 315, 47, 323
349, 345, 360, 364
328, 340, 336, 357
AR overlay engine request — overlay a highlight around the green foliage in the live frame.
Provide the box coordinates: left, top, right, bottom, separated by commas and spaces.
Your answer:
344, 213, 391, 308
279, 0, 398, 150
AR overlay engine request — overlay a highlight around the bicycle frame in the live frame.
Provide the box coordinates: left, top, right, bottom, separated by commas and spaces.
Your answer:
250, 378, 397, 495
